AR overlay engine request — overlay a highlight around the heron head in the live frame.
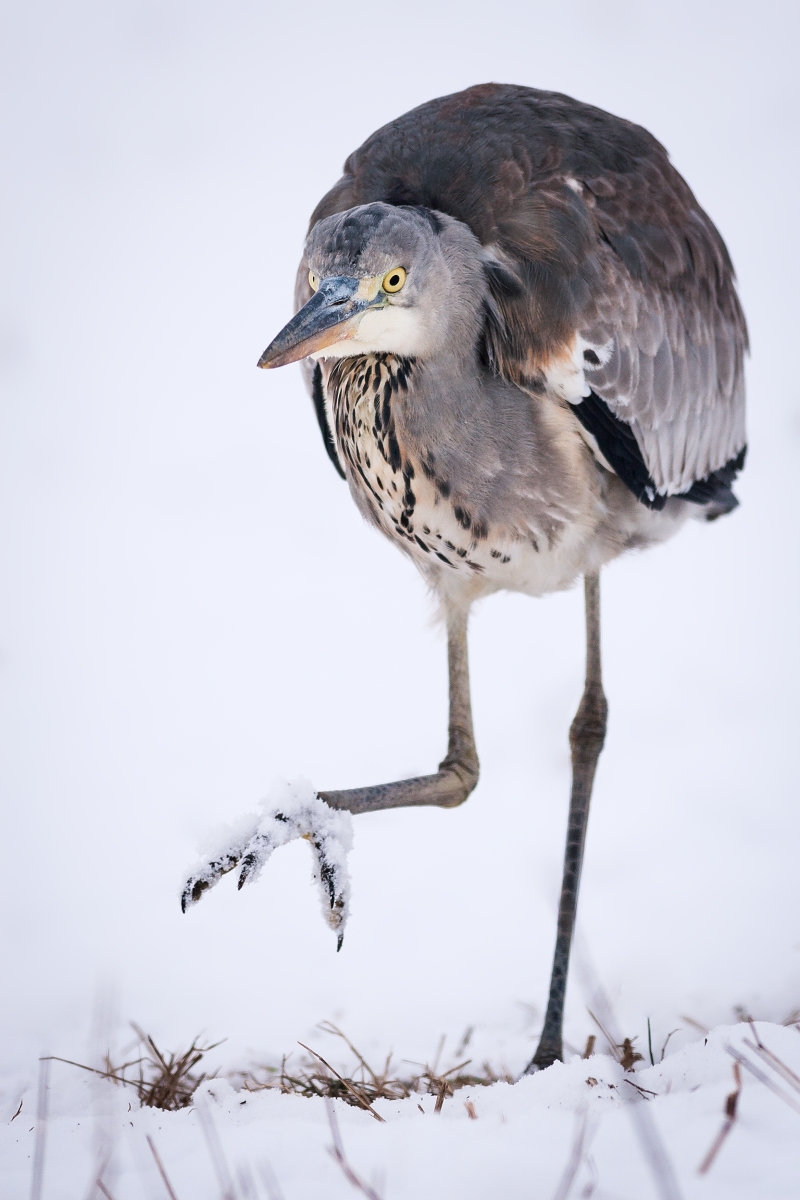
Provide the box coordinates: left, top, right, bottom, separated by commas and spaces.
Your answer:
257, 202, 483, 369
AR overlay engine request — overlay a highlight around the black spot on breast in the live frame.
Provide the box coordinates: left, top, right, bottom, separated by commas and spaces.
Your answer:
437, 479, 451, 499
414, 536, 430, 552
490, 549, 502, 559
453, 506, 471, 530
387, 431, 401, 472
434, 551, 453, 566
421, 458, 435, 480
501, 555, 511, 564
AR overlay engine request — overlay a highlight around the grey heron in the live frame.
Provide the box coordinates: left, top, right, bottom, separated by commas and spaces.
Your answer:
183, 84, 746, 1072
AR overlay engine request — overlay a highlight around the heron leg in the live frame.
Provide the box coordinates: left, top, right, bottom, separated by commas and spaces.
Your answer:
525, 572, 608, 1072
182, 605, 480, 916
319, 602, 479, 814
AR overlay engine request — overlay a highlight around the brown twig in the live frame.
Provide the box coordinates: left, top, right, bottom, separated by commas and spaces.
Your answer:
10, 1099, 23, 1122
146, 1135, 181, 1200
698, 1063, 741, 1175
623, 1079, 657, 1099
325, 1098, 383, 1200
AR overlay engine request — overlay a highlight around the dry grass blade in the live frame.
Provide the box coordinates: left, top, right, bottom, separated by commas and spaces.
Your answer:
742, 1030, 800, 1095
258, 1162, 287, 1200
434, 1079, 448, 1113
586, 1012, 643, 1071
298, 1042, 385, 1122
726, 1045, 800, 1115
130, 1024, 225, 1110
196, 1103, 236, 1200
660, 1029, 680, 1061
30, 1057, 50, 1200
698, 1063, 741, 1176
681, 1015, 709, 1035
234, 1025, 512, 1110
552, 1110, 591, 1200
147, 1135, 181, 1200
46, 1027, 222, 1112
325, 1098, 384, 1200
318, 1022, 380, 1085
95, 1181, 116, 1200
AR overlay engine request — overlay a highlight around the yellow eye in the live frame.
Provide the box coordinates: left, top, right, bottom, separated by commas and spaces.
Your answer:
382, 267, 406, 293
308, 270, 319, 291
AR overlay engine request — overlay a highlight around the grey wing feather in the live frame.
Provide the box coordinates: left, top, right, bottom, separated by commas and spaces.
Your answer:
581, 256, 746, 494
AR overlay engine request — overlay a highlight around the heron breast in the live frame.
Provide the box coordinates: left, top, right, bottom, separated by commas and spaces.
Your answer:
328, 354, 513, 578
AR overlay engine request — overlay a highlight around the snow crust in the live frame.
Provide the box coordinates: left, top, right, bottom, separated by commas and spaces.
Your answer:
3, 1022, 799, 1198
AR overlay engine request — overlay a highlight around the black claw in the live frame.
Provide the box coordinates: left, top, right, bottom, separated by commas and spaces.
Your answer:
238, 852, 256, 889
337, 932, 344, 952
182, 877, 209, 912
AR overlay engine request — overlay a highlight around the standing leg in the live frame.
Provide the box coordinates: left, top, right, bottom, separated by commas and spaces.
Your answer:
525, 572, 608, 1072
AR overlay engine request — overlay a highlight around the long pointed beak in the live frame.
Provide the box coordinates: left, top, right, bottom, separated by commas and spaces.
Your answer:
257, 276, 382, 369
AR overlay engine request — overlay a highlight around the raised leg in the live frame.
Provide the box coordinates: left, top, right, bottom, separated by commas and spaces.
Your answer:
320, 602, 479, 814
525, 572, 608, 1072
182, 603, 479, 916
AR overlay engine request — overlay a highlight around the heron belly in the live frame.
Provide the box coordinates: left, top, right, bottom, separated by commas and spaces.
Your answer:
327, 354, 598, 599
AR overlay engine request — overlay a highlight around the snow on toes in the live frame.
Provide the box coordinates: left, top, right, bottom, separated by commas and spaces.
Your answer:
182, 779, 353, 939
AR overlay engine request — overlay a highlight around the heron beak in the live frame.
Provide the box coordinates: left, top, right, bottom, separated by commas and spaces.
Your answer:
257, 276, 383, 369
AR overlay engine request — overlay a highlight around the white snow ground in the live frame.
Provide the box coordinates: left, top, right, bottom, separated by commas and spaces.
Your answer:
1, 0, 799, 1196
3, 1023, 800, 1198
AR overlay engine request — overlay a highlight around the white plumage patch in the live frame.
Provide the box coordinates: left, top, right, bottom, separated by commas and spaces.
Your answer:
311, 304, 429, 360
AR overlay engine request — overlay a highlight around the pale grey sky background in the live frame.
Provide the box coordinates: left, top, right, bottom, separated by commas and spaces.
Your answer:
1, 0, 799, 1077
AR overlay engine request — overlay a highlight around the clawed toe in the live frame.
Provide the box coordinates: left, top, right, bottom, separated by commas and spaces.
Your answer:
181, 781, 353, 946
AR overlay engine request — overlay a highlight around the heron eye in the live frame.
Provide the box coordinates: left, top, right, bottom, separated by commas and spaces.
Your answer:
308, 270, 319, 292
382, 267, 406, 293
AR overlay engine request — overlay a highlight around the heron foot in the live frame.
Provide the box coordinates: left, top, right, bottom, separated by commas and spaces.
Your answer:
181, 780, 353, 949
